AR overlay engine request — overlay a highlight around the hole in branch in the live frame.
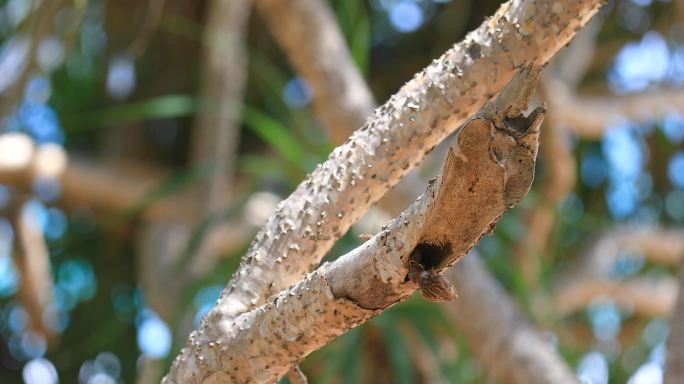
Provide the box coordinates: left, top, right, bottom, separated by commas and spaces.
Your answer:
413, 242, 452, 270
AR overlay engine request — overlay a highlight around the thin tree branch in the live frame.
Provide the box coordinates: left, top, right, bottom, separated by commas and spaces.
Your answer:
559, 228, 684, 284
444, 254, 578, 384
191, 0, 251, 213
665, 261, 684, 383
10, 199, 57, 345
0, 133, 195, 220
164, 64, 547, 383
549, 81, 684, 139
556, 276, 677, 317
555, 227, 684, 316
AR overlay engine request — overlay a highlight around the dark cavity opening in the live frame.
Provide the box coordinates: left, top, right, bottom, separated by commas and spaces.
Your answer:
503, 115, 531, 136
414, 242, 453, 270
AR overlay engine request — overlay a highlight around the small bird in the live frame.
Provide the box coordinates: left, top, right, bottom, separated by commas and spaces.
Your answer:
408, 258, 458, 302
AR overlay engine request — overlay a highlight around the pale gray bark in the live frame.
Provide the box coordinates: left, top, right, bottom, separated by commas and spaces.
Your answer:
164, 65, 546, 383
195, 0, 603, 337
165, 0, 605, 380
257, 0, 425, 216
258, 2, 579, 380
444, 255, 579, 384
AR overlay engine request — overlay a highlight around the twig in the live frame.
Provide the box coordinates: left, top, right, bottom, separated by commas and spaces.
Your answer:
10, 198, 57, 345
285, 365, 308, 384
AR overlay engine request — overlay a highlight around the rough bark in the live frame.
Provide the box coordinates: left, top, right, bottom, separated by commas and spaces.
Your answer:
254, 0, 375, 145
255, 0, 426, 217
164, 64, 546, 383
197, 0, 603, 336
444, 255, 578, 384
666, 261, 684, 384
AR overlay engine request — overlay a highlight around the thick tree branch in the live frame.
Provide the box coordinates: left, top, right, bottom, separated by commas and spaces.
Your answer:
444, 255, 578, 384
198, 0, 602, 335
164, 65, 546, 383
257, 3, 577, 379
256, 0, 426, 217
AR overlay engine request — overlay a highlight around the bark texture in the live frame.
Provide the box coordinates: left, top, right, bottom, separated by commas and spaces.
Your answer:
203, 0, 603, 334
166, 0, 604, 380
444, 255, 578, 384
164, 65, 546, 383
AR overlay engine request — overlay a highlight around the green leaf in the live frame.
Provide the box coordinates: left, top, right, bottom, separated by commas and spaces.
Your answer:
242, 106, 310, 171
124, 163, 213, 218
62, 94, 207, 132
376, 315, 415, 384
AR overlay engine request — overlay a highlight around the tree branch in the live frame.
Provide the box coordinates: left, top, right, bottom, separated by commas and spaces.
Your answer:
193, 0, 603, 335
556, 276, 677, 317
443, 254, 578, 384
254, 0, 375, 145
548, 81, 684, 139
666, 261, 684, 383
555, 227, 684, 316
191, 0, 251, 213
0, 133, 195, 221
164, 64, 546, 383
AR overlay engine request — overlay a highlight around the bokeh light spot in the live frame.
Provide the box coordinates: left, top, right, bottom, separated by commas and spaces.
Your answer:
389, 1, 424, 33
